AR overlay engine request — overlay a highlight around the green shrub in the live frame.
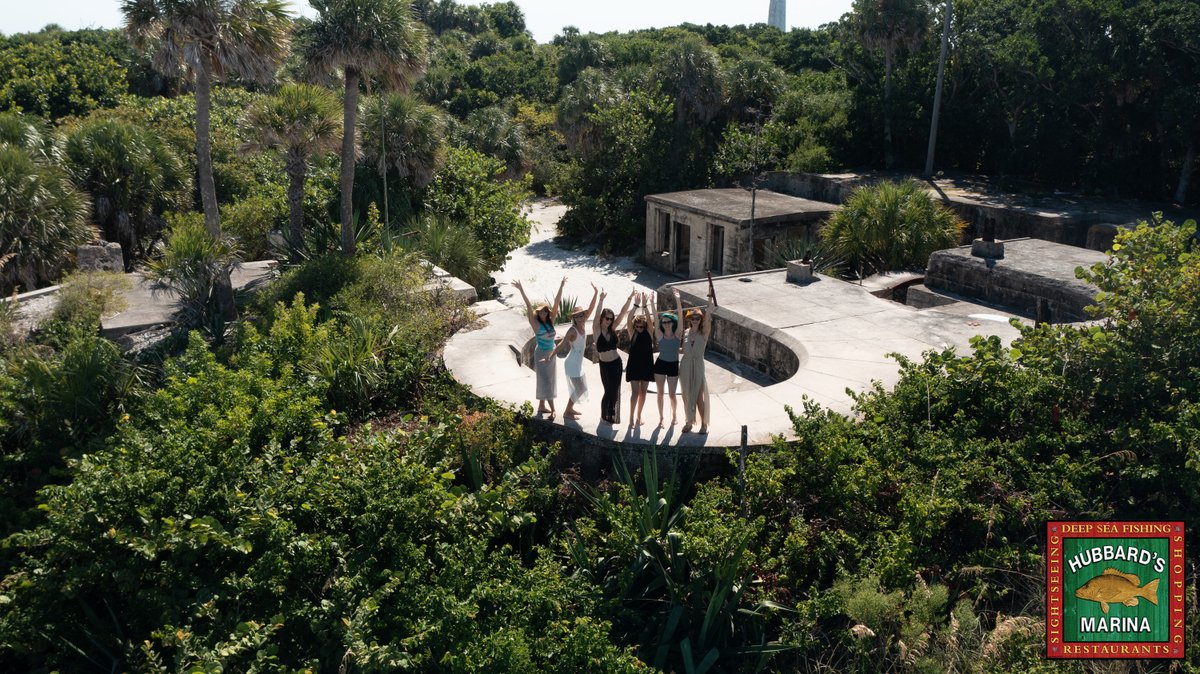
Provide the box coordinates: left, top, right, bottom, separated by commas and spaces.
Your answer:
397, 213, 490, 288
221, 186, 287, 261
145, 213, 241, 329
821, 179, 964, 279
50, 270, 130, 326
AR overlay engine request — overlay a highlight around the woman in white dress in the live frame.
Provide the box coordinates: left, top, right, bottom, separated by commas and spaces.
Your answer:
543, 284, 599, 420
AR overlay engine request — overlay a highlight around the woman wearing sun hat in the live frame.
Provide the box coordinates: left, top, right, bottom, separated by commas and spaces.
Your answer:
544, 284, 599, 420
679, 302, 712, 434
513, 276, 566, 419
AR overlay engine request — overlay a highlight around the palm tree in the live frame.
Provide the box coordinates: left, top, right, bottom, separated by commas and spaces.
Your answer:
122, 0, 292, 317
360, 92, 447, 189
63, 116, 192, 267
240, 83, 341, 257
653, 33, 724, 126
0, 144, 92, 293
299, 0, 428, 256
854, 0, 929, 169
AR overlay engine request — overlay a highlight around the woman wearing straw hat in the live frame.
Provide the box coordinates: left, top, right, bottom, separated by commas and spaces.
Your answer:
544, 284, 599, 420
680, 303, 713, 434
513, 276, 566, 419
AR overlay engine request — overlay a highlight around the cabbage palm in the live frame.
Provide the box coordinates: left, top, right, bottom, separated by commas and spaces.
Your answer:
360, 92, 447, 188
653, 33, 724, 125
822, 179, 964, 279
0, 145, 92, 293
854, 0, 930, 169
122, 0, 292, 316
241, 83, 341, 257
63, 116, 192, 266
299, 0, 428, 256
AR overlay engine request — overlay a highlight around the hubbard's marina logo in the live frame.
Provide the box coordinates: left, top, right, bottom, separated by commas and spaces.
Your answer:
1047, 521, 1185, 659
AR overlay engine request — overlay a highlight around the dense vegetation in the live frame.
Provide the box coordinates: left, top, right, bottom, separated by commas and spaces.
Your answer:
2, 1, 1199, 671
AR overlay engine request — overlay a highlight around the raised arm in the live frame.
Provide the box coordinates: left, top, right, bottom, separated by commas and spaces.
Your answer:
550, 276, 567, 321
584, 283, 599, 319
614, 289, 636, 331
592, 288, 608, 334
672, 287, 683, 321
625, 291, 643, 341
512, 279, 538, 333
642, 293, 656, 345
703, 287, 714, 337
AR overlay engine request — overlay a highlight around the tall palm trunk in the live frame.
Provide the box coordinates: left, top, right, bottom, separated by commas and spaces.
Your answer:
924, 0, 952, 178
285, 150, 307, 257
340, 67, 360, 255
195, 66, 236, 318
883, 53, 895, 169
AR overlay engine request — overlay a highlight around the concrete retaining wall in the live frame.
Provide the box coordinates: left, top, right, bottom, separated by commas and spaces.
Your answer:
656, 281, 804, 383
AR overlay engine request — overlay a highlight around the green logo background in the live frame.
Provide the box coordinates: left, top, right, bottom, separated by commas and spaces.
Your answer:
1063, 537, 1169, 643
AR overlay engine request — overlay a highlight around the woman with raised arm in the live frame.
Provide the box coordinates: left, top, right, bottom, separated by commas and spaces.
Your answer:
512, 276, 566, 420
544, 283, 599, 420
652, 287, 684, 428
624, 292, 655, 427
679, 297, 713, 434
594, 288, 635, 425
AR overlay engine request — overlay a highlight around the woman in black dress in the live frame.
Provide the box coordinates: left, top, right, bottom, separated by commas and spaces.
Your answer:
625, 292, 655, 427
593, 289, 635, 424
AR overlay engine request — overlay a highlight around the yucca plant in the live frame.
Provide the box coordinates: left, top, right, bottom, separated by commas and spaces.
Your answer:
145, 213, 242, 330
821, 179, 964, 279
759, 232, 846, 276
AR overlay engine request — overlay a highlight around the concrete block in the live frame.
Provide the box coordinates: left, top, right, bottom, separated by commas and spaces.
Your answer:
786, 260, 814, 284
971, 238, 1005, 259
77, 241, 124, 272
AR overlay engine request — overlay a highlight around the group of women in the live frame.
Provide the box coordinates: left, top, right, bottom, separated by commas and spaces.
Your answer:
512, 279, 713, 434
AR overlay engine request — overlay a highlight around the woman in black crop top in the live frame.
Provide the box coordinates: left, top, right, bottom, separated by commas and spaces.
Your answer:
592, 289, 635, 424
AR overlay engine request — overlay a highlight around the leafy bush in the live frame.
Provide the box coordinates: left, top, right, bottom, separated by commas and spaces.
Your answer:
50, 270, 131, 327
426, 146, 532, 271
821, 179, 964, 279
397, 213, 490, 288
220, 186, 288, 260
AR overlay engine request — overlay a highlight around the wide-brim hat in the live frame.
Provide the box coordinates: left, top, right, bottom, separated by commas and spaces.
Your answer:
534, 303, 551, 315
571, 307, 588, 319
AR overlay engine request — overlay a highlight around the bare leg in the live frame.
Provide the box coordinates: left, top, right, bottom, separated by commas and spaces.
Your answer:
635, 381, 649, 425
667, 376, 679, 424
654, 374, 666, 428
628, 383, 638, 427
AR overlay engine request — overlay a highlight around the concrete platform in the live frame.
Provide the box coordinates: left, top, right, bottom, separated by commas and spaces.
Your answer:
444, 268, 1029, 451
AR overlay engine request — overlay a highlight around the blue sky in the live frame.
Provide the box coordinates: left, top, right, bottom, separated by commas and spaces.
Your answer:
3, 1, 855, 44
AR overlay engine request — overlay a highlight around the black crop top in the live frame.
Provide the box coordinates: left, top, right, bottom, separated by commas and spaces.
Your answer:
596, 330, 618, 353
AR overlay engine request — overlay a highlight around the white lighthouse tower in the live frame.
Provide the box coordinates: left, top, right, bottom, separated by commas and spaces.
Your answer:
768, 0, 786, 31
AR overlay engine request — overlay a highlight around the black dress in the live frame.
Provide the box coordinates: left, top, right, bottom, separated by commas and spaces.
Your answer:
625, 329, 654, 382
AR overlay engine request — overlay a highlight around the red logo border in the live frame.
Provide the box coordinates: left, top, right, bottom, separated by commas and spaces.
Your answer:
1046, 521, 1185, 659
